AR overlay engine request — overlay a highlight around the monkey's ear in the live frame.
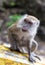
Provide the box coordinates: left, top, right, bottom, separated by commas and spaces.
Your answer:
38, 20, 40, 27
38, 19, 40, 23
36, 19, 40, 28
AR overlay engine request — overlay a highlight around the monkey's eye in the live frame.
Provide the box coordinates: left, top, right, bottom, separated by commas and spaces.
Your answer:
28, 21, 33, 24
24, 19, 33, 25
24, 19, 28, 22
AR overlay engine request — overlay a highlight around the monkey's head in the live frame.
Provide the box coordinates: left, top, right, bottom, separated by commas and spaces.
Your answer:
17, 14, 40, 33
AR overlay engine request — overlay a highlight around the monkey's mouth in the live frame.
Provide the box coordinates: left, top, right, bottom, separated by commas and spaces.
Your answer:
22, 26, 28, 32
22, 28, 27, 32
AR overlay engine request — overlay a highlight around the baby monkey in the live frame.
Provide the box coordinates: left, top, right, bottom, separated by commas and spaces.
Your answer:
8, 14, 40, 62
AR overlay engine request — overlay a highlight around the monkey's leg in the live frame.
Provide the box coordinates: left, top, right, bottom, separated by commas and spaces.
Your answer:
28, 40, 37, 62
27, 42, 31, 62
31, 40, 41, 61
27, 40, 35, 62
8, 29, 17, 50
33, 40, 38, 52
28, 46, 36, 62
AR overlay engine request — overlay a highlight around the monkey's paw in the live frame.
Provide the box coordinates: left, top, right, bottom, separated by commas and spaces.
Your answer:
30, 53, 41, 63
29, 57, 36, 63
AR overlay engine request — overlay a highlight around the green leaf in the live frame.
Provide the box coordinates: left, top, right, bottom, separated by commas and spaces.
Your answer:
6, 15, 22, 27
6, 21, 14, 27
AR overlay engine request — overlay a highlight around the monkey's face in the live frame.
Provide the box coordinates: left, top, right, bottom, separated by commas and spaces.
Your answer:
17, 15, 40, 32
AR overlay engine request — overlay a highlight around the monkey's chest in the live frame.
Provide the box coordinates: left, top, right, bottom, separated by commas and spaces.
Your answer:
12, 30, 30, 47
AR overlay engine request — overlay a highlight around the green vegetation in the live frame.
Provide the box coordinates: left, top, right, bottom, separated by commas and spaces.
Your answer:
6, 14, 22, 27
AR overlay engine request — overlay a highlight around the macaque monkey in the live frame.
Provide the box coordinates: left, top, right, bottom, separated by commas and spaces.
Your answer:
7, 14, 40, 62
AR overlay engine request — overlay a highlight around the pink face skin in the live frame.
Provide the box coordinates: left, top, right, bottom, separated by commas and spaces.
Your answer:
24, 18, 33, 25
22, 18, 33, 31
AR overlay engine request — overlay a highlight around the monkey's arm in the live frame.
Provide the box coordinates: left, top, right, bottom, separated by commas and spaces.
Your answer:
8, 26, 17, 50
28, 40, 36, 62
